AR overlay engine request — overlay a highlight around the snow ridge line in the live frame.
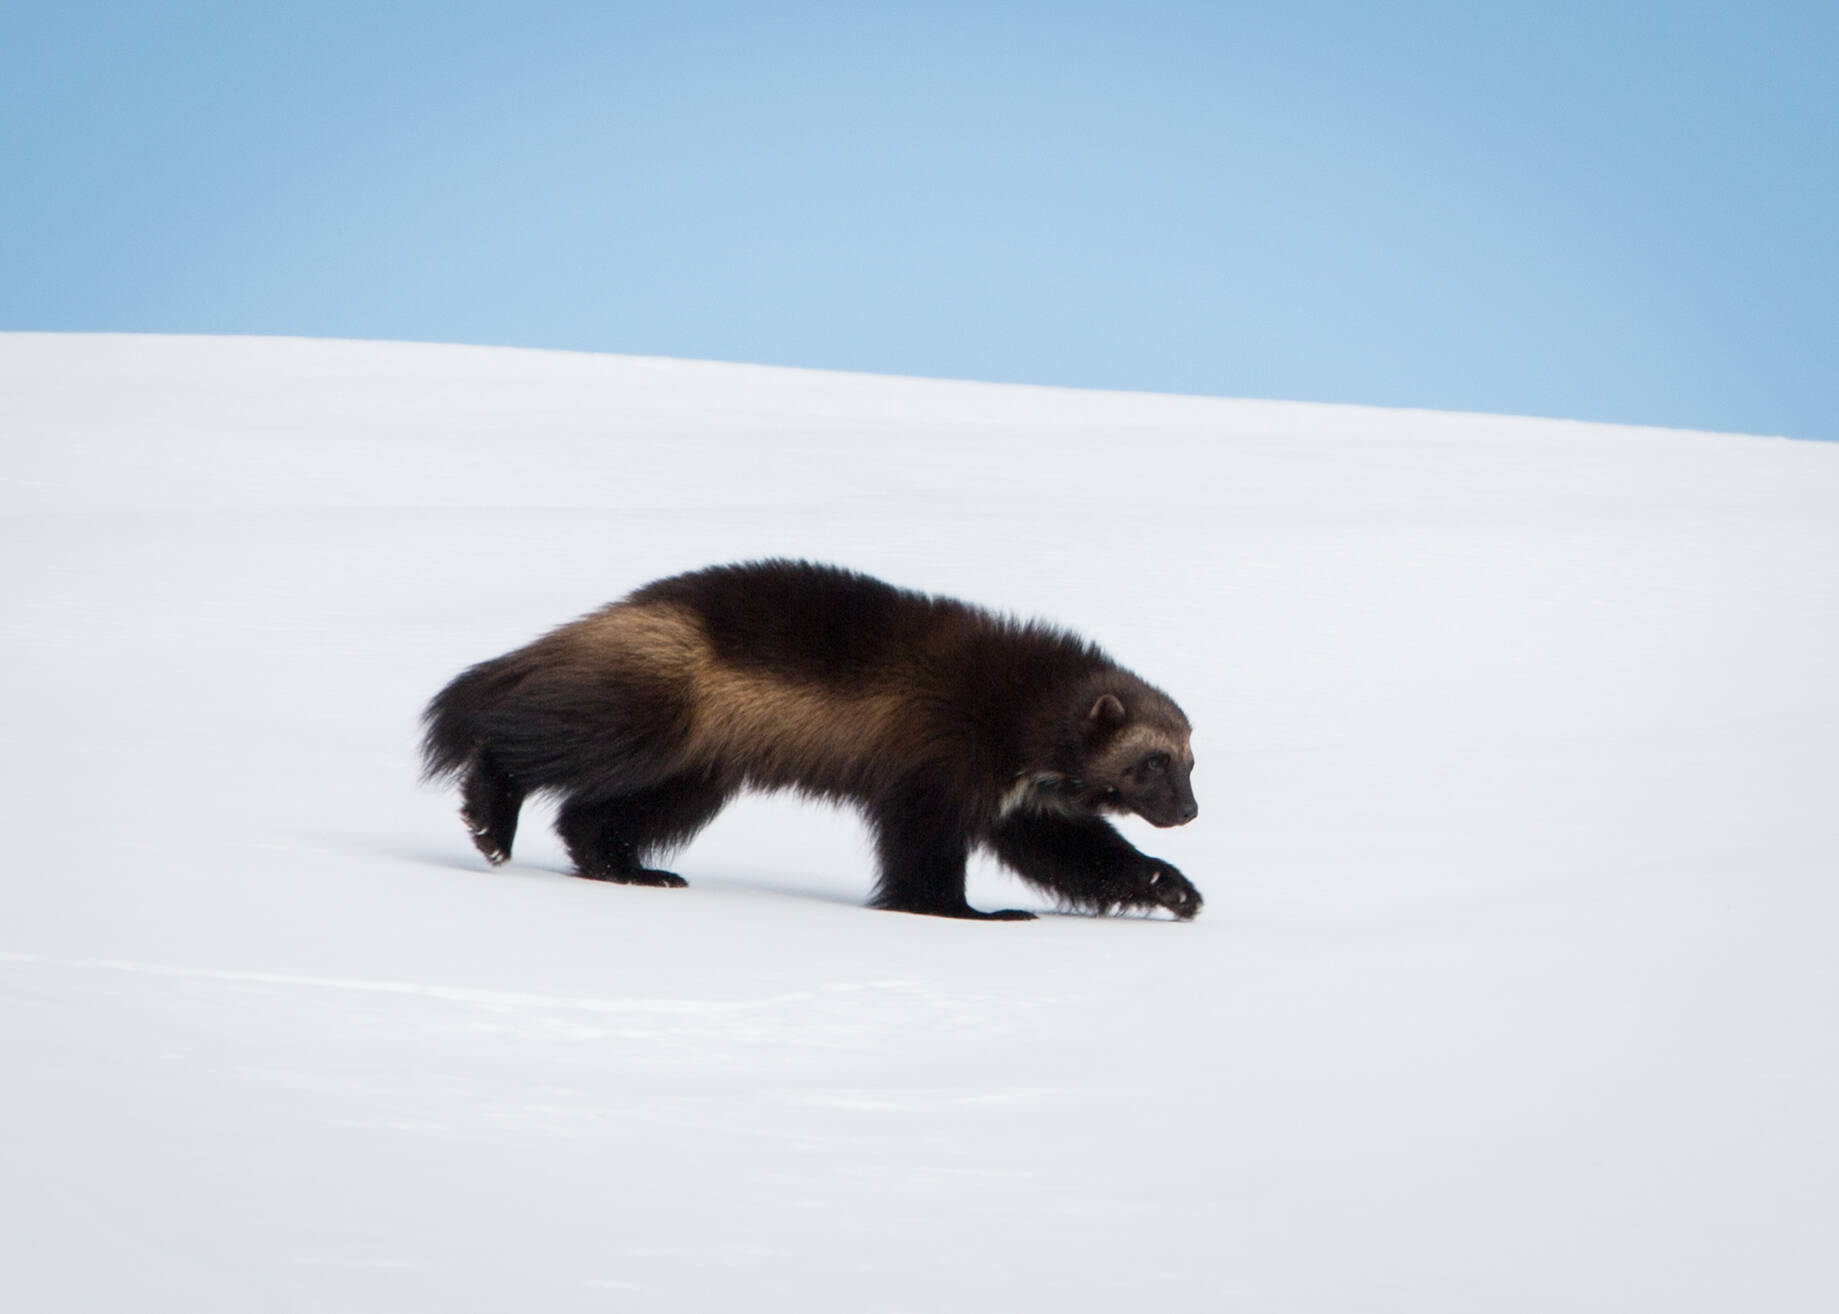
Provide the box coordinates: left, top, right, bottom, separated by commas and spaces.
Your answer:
0, 950, 912, 1015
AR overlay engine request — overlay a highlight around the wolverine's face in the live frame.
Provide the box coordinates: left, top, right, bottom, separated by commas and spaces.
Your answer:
1081, 692, 1199, 828
1109, 741, 1198, 827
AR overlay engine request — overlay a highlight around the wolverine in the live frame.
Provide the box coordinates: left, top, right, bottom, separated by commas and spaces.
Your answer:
421, 560, 1202, 920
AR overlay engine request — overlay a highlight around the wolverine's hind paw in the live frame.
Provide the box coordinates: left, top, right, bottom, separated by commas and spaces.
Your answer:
462, 815, 509, 865
628, 868, 688, 888
576, 866, 688, 888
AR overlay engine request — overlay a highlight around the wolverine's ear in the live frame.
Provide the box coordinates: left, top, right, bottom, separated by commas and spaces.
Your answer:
1087, 693, 1127, 727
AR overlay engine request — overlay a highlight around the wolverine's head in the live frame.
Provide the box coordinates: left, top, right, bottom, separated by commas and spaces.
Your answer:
1077, 682, 1198, 828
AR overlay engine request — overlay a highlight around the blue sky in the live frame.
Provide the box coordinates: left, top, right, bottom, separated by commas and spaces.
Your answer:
4, 1, 1834, 439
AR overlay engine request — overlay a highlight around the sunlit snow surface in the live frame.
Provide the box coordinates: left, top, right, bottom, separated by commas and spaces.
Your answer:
5, 333, 1837, 1311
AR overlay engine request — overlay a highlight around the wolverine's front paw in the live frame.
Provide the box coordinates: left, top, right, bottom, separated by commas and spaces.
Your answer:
1138, 859, 1203, 920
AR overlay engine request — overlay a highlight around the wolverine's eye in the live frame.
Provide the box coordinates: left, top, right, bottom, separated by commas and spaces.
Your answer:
1141, 754, 1168, 775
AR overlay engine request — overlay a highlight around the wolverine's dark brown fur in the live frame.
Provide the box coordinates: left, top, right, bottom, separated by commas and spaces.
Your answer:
422, 560, 1202, 919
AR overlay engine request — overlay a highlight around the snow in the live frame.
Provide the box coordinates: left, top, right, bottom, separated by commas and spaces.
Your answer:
4, 331, 1837, 1311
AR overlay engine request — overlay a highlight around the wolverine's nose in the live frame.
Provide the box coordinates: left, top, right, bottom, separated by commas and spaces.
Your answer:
1175, 800, 1198, 824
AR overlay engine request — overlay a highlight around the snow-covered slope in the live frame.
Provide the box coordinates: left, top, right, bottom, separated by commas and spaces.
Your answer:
5, 333, 1836, 1311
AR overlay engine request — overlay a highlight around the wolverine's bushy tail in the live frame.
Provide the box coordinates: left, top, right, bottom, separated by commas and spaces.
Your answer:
419, 654, 532, 782
421, 636, 681, 800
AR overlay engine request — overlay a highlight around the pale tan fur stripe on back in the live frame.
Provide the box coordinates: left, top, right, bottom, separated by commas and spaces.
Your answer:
687, 664, 908, 786
565, 601, 705, 674
568, 600, 909, 785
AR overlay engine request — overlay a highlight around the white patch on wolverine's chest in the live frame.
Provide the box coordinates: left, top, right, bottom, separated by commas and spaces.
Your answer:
997, 772, 1080, 819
